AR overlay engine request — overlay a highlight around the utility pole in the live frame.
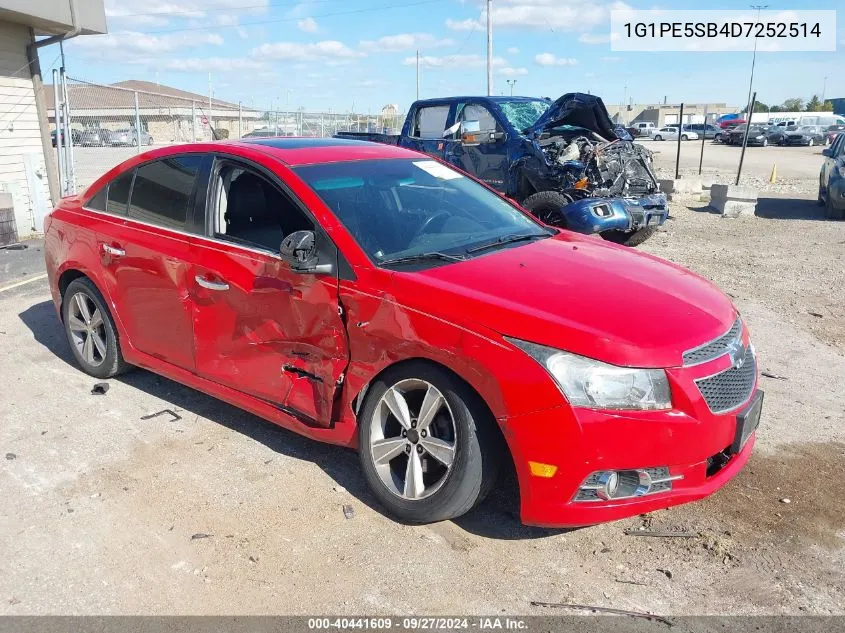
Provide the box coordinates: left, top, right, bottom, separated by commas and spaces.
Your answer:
208, 72, 213, 135
745, 5, 767, 121
821, 75, 828, 103
506, 79, 516, 95
416, 49, 420, 100
486, 0, 493, 96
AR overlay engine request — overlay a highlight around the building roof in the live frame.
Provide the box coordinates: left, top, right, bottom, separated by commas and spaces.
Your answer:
45, 80, 242, 112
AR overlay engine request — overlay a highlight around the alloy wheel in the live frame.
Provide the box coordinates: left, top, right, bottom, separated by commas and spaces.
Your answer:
369, 378, 457, 500
67, 291, 108, 367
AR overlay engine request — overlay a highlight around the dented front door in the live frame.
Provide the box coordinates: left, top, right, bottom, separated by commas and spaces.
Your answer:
191, 240, 348, 427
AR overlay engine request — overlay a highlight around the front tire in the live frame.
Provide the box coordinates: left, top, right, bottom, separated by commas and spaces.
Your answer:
808, 139, 814, 147
62, 277, 131, 379
681, 134, 689, 141
654, 135, 662, 141
522, 190, 573, 228
601, 226, 657, 247
358, 362, 502, 524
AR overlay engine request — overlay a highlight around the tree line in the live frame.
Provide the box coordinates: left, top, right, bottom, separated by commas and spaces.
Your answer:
743, 96, 834, 113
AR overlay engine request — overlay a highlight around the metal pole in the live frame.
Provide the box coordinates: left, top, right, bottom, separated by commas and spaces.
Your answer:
745, 5, 767, 123
238, 101, 242, 139
486, 0, 493, 96
320, 114, 324, 138
821, 75, 828, 103
736, 91, 756, 186
675, 103, 684, 180
60, 67, 75, 193
192, 101, 197, 142
134, 91, 141, 154
52, 69, 66, 196
416, 49, 420, 100
698, 106, 708, 175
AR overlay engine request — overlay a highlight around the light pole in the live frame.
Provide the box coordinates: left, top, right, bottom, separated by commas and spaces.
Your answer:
486, 0, 493, 96
822, 74, 828, 103
745, 5, 768, 121
506, 79, 517, 95
416, 49, 420, 100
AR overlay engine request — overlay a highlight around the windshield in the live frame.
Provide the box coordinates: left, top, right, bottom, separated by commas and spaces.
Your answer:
499, 100, 550, 131
295, 158, 549, 266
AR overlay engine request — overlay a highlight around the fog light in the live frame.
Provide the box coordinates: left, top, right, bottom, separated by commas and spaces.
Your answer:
573, 467, 683, 502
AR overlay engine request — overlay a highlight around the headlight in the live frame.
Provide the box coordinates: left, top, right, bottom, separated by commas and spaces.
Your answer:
507, 338, 672, 410
755, 135, 765, 139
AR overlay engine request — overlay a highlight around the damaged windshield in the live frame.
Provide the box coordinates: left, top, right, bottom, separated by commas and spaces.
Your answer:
499, 100, 550, 132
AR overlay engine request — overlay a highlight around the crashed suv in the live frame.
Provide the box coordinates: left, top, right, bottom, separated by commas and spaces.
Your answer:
336, 92, 668, 246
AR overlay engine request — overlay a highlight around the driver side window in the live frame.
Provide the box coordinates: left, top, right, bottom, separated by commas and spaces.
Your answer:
210, 161, 313, 253
460, 104, 500, 134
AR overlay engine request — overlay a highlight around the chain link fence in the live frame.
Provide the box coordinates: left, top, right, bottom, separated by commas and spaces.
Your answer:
50, 77, 405, 192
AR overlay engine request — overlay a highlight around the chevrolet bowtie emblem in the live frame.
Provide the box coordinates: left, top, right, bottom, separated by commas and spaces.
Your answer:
726, 338, 745, 369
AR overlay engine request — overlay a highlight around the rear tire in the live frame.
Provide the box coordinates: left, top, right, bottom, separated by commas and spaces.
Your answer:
522, 190, 573, 228
62, 277, 131, 379
601, 226, 657, 247
358, 362, 503, 524
681, 135, 689, 141
654, 135, 662, 141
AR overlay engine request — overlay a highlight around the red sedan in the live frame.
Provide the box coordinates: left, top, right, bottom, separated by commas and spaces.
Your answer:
43, 138, 762, 527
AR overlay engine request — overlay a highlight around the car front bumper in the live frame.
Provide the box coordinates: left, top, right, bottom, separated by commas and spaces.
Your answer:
562, 194, 668, 234
500, 350, 760, 527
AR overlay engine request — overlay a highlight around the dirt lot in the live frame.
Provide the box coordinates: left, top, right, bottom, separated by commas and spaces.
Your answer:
1, 160, 844, 615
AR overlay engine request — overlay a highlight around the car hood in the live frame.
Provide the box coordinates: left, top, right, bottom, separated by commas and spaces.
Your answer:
391, 233, 736, 368
525, 92, 620, 141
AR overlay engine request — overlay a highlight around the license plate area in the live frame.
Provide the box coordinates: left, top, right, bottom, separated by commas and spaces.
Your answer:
731, 390, 764, 454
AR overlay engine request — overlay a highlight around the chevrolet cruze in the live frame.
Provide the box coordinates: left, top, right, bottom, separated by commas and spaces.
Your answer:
44, 138, 762, 526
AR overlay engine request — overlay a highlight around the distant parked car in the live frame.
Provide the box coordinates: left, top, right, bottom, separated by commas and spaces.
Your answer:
243, 127, 294, 138
718, 118, 746, 129
652, 126, 698, 141
819, 132, 844, 219
108, 128, 154, 147
825, 125, 845, 145
726, 125, 771, 147
78, 128, 113, 147
627, 122, 657, 137
50, 128, 81, 147
784, 125, 826, 147
684, 123, 720, 139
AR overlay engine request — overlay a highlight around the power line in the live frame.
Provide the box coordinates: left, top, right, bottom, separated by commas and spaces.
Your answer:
135, 0, 449, 35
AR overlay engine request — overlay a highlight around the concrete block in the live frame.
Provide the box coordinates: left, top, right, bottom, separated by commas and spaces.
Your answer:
659, 177, 702, 195
708, 184, 758, 218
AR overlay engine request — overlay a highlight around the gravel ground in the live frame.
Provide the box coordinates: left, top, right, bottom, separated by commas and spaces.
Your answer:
1, 188, 844, 615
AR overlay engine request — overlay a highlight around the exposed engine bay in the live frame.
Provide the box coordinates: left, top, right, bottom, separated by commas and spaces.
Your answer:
536, 131, 660, 199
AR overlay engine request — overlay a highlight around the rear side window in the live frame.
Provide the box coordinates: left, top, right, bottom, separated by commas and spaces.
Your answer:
128, 156, 203, 230
107, 171, 133, 216
86, 187, 107, 211
413, 105, 449, 139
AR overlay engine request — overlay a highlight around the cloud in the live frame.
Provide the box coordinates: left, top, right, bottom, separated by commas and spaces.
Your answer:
73, 30, 223, 58
297, 17, 319, 33
403, 54, 506, 69
104, 0, 270, 24
498, 66, 528, 76
214, 13, 239, 27
448, 0, 631, 32
578, 32, 611, 44
535, 53, 577, 66
252, 40, 364, 62
359, 33, 454, 53
507, 46, 520, 54
445, 17, 484, 31
163, 57, 265, 72
601, 55, 623, 62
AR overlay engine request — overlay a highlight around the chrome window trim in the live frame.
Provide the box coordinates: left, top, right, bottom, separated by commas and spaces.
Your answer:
78, 205, 284, 261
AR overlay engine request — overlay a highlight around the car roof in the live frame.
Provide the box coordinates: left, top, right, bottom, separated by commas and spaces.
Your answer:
411, 96, 548, 106
124, 137, 423, 167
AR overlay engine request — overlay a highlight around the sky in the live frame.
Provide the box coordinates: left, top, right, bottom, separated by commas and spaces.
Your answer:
38, 0, 844, 114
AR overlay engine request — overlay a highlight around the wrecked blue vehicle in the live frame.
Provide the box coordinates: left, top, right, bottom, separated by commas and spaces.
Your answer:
336, 92, 668, 246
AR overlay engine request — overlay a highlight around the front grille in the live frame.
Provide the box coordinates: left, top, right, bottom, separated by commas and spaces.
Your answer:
683, 318, 743, 366
695, 346, 757, 414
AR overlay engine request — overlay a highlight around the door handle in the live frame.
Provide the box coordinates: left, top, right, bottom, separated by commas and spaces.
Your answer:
102, 244, 125, 257
195, 275, 229, 291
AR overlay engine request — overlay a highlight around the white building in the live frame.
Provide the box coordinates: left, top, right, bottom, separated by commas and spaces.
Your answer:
0, 0, 105, 244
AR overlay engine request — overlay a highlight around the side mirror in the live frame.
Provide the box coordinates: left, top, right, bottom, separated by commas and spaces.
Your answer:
822, 148, 832, 157
460, 120, 483, 145
280, 230, 333, 274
